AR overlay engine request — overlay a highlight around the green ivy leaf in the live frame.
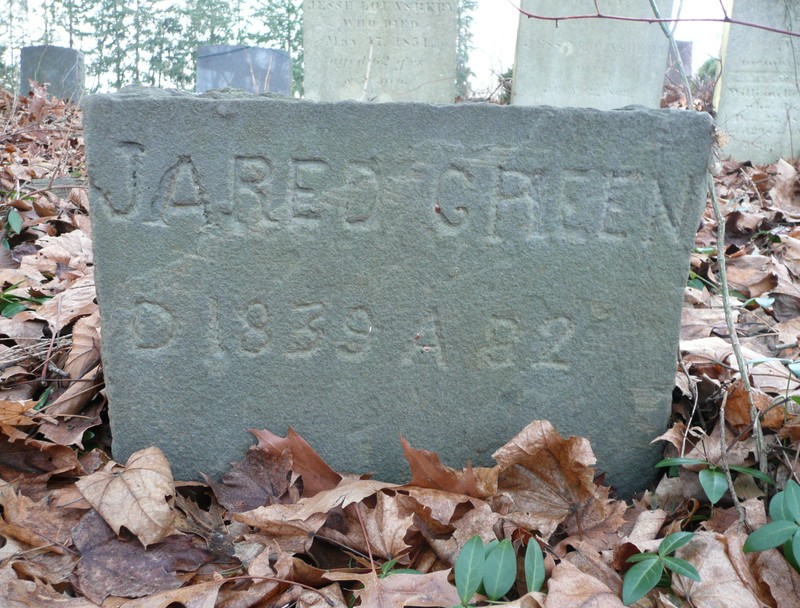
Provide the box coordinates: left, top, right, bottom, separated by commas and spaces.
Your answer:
622, 557, 663, 605
743, 520, 799, 552
524, 539, 545, 593
455, 536, 484, 606
658, 532, 695, 557
1, 302, 27, 318
661, 556, 700, 582
483, 539, 516, 601
6, 208, 22, 235
784, 480, 800, 522
784, 537, 800, 572
792, 530, 800, 573
771, 492, 790, 522
699, 469, 728, 505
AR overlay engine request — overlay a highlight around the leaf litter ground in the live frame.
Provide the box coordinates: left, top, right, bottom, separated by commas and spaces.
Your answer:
2, 84, 800, 608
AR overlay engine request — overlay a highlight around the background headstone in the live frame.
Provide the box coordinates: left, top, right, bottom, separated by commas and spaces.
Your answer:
664, 40, 693, 86
303, 0, 457, 102
196, 45, 291, 95
83, 90, 712, 496
19, 45, 84, 102
715, 0, 800, 164
512, 0, 674, 109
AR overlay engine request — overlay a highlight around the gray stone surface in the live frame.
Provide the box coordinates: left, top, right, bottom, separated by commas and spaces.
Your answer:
303, 0, 457, 102
715, 0, 800, 164
512, 0, 673, 109
19, 45, 84, 102
83, 89, 712, 496
196, 46, 291, 95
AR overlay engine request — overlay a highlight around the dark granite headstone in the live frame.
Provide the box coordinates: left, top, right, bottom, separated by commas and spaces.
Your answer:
19, 45, 85, 102
196, 46, 291, 95
83, 89, 712, 496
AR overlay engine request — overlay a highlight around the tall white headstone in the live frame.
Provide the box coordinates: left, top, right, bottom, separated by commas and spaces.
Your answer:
716, 0, 800, 164
512, 0, 674, 109
303, 0, 457, 102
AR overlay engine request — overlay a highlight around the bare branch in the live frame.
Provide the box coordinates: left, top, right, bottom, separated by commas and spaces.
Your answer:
510, 2, 800, 38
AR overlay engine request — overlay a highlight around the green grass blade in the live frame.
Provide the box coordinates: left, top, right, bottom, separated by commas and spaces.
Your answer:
743, 520, 799, 552
658, 532, 694, 556
455, 535, 485, 605
622, 558, 663, 605
626, 553, 659, 563
728, 465, 774, 485
661, 556, 700, 582
524, 539, 545, 593
483, 539, 516, 601
655, 457, 707, 468
699, 469, 728, 505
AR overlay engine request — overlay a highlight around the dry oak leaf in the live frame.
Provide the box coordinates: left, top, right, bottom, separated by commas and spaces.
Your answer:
234, 503, 328, 554
76, 446, 176, 547
750, 545, 800, 608
0, 563, 100, 607
72, 509, 210, 605
294, 477, 398, 520
725, 380, 784, 431
324, 569, 461, 608
672, 531, 763, 608
492, 420, 599, 538
203, 447, 294, 514
114, 580, 224, 608
251, 427, 341, 497
544, 560, 625, 608
400, 436, 483, 497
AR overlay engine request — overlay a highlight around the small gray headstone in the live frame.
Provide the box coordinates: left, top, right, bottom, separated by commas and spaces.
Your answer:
303, 0, 457, 102
19, 45, 84, 102
716, 0, 800, 164
512, 0, 674, 109
196, 45, 291, 95
83, 90, 712, 496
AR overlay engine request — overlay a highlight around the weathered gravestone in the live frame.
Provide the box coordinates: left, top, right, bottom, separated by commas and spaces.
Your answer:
715, 0, 800, 164
196, 46, 291, 95
83, 89, 712, 496
512, 0, 674, 109
303, 0, 457, 102
19, 45, 84, 102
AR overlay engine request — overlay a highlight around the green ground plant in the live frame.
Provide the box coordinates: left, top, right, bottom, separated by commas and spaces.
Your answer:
622, 532, 699, 605
656, 457, 774, 505
743, 479, 800, 572
453, 535, 545, 606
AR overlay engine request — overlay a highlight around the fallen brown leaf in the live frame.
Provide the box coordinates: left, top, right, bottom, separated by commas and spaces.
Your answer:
76, 447, 176, 547
71, 510, 211, 604
545, 560, 625, 607
324, 569, 461, 607
492, 420, 599, 538
204, 447, 294, 513
251, 427, 341, 497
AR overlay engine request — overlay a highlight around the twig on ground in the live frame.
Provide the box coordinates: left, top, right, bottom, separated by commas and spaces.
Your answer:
708, 173, 769, 475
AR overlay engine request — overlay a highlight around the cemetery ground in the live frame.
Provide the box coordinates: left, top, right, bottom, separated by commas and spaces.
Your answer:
1, 87, 800, 608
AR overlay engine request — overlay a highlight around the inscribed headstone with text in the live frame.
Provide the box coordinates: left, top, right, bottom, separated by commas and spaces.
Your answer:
83, 91, 712, 496
716, 0, 800, 164
303, 0, 457, 102
512, 0, 674, 109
